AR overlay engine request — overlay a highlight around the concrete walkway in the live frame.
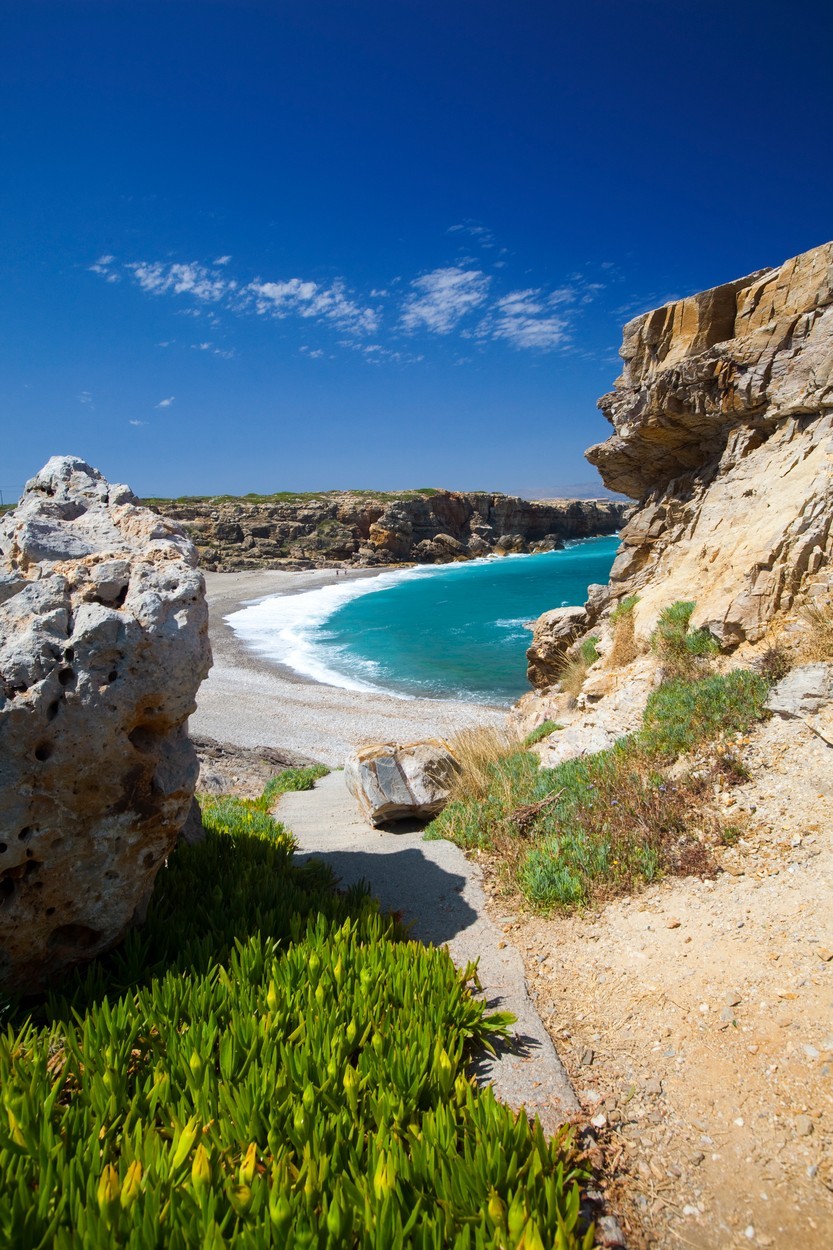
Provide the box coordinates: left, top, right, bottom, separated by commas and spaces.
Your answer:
276, 771, 579, 1132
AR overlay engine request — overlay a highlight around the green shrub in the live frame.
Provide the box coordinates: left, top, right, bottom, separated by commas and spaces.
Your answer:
430, 667, 771, 911
639, 670, 770, 761
523, 720, 563, 747
260, 764, 329, 808
0, 795, 593, 1248
650, 600, 719, 677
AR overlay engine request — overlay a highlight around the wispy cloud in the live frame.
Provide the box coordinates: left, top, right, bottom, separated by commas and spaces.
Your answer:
77, 390, 93, 405
481, 289, 570, 350
400, 267, 491, 334
155, 395, 175, 408
129, 419, 147, 427
447, 220, 496, 249
91, 241, 611, 361
128, 261, 235, 303
244, 277, 379, 335
89, 255, 119, 282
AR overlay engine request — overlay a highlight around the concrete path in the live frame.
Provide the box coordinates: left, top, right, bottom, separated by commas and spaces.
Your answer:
276, 771, 579, 1132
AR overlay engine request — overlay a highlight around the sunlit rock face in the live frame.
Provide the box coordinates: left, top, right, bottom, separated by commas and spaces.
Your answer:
0, 456, 212, 991
585, 241, 833, 646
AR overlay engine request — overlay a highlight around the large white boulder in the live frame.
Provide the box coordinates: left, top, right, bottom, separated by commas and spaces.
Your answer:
0, 456, 212, 990
345, 740, 459, 826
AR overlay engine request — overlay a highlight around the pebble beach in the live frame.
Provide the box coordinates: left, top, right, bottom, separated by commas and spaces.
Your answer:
191, 567, 506, 766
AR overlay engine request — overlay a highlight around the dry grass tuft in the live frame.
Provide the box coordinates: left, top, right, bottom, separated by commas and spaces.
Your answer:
797, 600, 833, 662
608, 594, 640, 669
557, 635, 601, 702
446, 724, 522, 805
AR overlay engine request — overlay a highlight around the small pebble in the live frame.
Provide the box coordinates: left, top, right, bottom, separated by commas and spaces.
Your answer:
795, 1114, 814, 1136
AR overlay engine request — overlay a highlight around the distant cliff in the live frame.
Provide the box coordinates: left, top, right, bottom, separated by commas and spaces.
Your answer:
146, 489, 627, 571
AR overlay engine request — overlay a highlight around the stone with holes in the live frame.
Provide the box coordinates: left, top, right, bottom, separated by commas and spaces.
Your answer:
0, 456, 212, 990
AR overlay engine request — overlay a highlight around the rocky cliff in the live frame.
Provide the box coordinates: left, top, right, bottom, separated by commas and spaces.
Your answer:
148, 490, 627, 571
526, 240, 833, 688
590, 240, 833, 644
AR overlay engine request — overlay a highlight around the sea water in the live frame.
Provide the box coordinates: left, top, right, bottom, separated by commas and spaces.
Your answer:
227, 534, 620, 705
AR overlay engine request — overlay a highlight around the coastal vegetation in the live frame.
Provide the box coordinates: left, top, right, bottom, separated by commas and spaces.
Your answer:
140, 488, 443, 508
430, 605, 771, 910
0, 789, 594, 1248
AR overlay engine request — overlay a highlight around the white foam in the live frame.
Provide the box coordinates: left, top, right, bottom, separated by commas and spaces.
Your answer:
226, 566, 434, 695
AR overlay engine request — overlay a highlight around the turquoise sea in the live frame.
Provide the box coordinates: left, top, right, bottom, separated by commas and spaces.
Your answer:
228, 535, 620, 705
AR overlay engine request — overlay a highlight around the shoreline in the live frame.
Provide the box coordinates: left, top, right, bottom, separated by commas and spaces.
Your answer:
191, 566, 507, 766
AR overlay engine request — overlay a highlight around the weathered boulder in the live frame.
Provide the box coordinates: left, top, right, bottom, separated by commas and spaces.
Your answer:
0, 456, 212, 990
526, 606, 588, 689
584, 240, 833, 648
345, 740, 459, 826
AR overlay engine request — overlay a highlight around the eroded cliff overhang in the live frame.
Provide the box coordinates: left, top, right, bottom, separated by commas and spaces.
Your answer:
587, 241, 833, 499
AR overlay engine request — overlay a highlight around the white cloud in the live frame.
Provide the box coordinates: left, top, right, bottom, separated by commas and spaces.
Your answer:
481, 289, 570, 350
129, 419, 147, 427
155, 396, 175, 408
401, 267, 490, 334
89, 255, 117, 279
78, 391, 93, 404
213, 255, 232, 266
127, 260, 235, 302
447, 221, 496, 249
244, 277, 379, 335
300, 345, 325, 359
193, 342, 213, 351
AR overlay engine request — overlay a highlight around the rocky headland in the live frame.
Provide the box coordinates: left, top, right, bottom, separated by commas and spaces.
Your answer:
525, 239, 833, 693
147, 488, 626, 571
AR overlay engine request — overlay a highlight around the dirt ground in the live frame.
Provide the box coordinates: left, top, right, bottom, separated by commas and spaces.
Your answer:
486, 714, 833, 1249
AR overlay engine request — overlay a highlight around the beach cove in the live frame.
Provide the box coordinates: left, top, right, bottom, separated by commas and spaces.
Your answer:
191, 566, 508, 765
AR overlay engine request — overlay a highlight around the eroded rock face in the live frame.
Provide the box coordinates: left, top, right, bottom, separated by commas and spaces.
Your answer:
345, 740, 459, 826
525, 606, 588, 688
585, 241, 833, 648
0, 456, 212, 990
151, 490, 626, 571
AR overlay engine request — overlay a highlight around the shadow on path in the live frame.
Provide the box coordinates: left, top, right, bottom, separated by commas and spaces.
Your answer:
294, 846, 478, 948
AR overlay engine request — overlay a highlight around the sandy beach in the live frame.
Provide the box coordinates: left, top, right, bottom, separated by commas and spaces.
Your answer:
191, 567, 507, 766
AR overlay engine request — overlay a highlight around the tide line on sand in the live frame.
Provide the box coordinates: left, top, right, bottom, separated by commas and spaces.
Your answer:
191, 567, 507, 768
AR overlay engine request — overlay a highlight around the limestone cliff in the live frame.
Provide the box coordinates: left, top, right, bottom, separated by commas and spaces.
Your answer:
589, 240, 833, 645
526, 240, 833, 690
149, 490, 626, 571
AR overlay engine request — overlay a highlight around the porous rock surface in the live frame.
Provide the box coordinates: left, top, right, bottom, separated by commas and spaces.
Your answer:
0, 456, 211, 990
345, 740, 459, 826
527, 241, 833, 687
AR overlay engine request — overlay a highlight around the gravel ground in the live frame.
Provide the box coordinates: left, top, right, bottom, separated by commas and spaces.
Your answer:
487, 714, 833, 1249
191, 568, 506, 766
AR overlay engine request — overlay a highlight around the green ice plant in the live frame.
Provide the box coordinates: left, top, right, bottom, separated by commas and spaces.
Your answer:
0, 793, 592, 1248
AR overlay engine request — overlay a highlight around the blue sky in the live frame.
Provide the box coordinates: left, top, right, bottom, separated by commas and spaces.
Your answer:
3, 0, 832, 500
